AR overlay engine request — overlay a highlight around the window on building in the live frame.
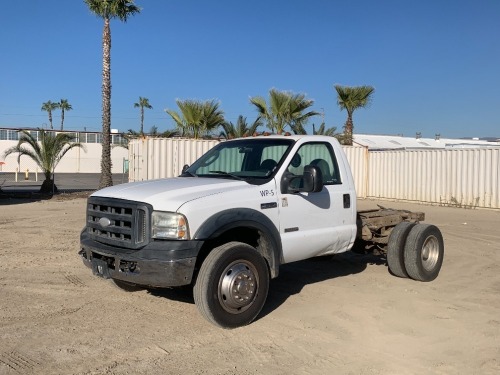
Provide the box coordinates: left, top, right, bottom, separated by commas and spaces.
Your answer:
65, 132, 79, 142
7, 130, 19, 141
27, 130, 39, 141
86, 133, 97, 143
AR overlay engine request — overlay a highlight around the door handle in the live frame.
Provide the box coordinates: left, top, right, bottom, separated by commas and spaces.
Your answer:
343, 194, 350, 208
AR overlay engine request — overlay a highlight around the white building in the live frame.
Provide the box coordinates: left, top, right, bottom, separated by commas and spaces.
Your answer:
353, 133, 500, 150
0, 127, 129, 174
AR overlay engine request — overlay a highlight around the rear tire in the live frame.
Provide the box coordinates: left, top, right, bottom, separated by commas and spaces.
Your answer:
193, 242, 270, 329
404, 224, 444, 282
387, 222, 416, 278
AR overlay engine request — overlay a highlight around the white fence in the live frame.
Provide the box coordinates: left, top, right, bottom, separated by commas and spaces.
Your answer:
128, 138, 500, 210
128, 138, 220, 182
367, 148, 500, 209
343, 146, 369, 199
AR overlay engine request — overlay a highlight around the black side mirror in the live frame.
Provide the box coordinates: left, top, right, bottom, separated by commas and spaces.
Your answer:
280, 165, 324, 194
302, 165, 324, 192
181, 164, 189, 174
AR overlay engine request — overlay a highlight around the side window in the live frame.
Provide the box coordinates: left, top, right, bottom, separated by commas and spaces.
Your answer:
258, 145, 288, 174
286, 143, 342, 185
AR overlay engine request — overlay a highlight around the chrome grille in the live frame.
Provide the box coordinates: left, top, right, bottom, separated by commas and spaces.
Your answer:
87, 197, 151, 249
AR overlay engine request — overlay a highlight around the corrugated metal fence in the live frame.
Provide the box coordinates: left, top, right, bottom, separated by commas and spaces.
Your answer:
129, 138, 219, 182
368, 148, 500, 209
129, 138, 500, 209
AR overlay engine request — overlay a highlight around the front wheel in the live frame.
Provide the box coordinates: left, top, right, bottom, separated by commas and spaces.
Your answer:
193, 242, 270, 329
404, 224, 444, 282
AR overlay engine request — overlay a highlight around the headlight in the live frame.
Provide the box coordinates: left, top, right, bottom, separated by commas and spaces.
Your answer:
151, 211, 189, 240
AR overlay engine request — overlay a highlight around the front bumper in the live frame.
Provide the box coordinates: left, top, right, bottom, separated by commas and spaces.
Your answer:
79, 230, 203, 287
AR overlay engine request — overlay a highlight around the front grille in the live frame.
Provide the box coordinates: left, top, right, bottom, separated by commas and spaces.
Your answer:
87, 197, 151, 249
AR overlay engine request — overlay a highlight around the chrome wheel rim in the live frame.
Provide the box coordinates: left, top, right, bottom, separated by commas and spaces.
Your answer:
218, 260, 259, 314
421, 235, 440, 271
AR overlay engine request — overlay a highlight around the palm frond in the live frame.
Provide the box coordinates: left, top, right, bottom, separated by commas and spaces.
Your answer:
250, 89, 319, 134
84, 0, 141, 21
166, 99, 225, 139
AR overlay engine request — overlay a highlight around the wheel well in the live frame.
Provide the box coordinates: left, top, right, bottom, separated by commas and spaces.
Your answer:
194, 226, 277, 284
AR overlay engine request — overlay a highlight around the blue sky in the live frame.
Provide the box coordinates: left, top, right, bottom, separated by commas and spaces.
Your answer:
1, 0, 499, 138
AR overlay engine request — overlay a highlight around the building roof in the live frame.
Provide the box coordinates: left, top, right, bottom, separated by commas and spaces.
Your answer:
353, 134, 500, 150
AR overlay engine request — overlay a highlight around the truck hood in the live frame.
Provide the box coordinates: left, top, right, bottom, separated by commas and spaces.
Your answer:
92, 177, 250, 212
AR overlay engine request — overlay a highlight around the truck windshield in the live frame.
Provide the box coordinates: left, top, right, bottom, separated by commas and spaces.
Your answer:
183, 138, 294, 180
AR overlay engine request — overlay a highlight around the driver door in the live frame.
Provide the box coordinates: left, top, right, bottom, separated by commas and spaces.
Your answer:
277, 142, 355, 263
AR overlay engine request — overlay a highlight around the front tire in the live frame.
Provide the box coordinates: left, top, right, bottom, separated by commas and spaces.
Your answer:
404, 224, 444, 282
193, 242, 270, 329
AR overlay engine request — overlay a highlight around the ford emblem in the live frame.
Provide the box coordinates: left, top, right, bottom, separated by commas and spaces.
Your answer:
99, 217, 112, 228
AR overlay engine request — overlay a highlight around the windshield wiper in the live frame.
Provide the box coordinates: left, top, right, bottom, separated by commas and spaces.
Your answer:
208, 171, 245, 180
184, 171, 197, 177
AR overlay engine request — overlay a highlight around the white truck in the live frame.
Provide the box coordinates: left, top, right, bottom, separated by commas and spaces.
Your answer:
79, 135, 444, 328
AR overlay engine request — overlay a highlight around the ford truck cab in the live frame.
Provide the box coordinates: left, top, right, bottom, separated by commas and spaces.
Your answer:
79, 135, 361, 327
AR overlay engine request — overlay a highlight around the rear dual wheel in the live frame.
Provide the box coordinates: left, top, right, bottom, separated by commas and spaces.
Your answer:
404, 224, 444, 282
387, 222, 416, 278
387, 223, 444, 282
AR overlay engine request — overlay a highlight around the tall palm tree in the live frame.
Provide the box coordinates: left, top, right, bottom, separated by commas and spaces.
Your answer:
3, 129, 85, 194
219, 115, 262, 139
41, 101, 59, 130
84, 0, 141, 189
58, 99, 73, 131
165, 99, 225, 139
250, 89, 319, 134
133, 96, 152, 134
334, 85, 375, 145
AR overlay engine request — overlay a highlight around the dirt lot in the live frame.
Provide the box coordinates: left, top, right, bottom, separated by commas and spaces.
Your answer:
0, 196, 499, 375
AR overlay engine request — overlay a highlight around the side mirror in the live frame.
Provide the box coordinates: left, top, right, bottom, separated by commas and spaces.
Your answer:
181, 164, 189, 174
302, 165, 324, 192
280, 165, 324, 194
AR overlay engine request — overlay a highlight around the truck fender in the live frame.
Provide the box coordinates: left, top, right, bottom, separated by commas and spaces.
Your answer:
193, 208, 282, 278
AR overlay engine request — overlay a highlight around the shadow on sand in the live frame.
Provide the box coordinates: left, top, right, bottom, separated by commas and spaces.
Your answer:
145, 251, 387, 323
0, 190, 51, 205
0, 188, 94, 205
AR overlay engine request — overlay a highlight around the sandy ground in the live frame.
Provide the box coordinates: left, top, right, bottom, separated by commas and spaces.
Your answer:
0, 196, 499, 375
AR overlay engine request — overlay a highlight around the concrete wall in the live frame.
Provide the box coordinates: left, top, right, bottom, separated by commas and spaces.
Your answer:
0, 140, 128, 174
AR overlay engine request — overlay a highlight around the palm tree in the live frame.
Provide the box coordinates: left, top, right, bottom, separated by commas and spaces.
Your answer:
41, 101, 59, 130
219, 116, 262, 139
148, 125, 158, 137
334, 85, 375, 145
3, 129, 85, 194
84, 0, 141, 189
133, 96, 152, 134
165, 99, 225, 139
58, 99, 73, 131
250, 89, 319, 134
313, 122, 338, 136
120, 127, 178, 149
160, 129, 179, 138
